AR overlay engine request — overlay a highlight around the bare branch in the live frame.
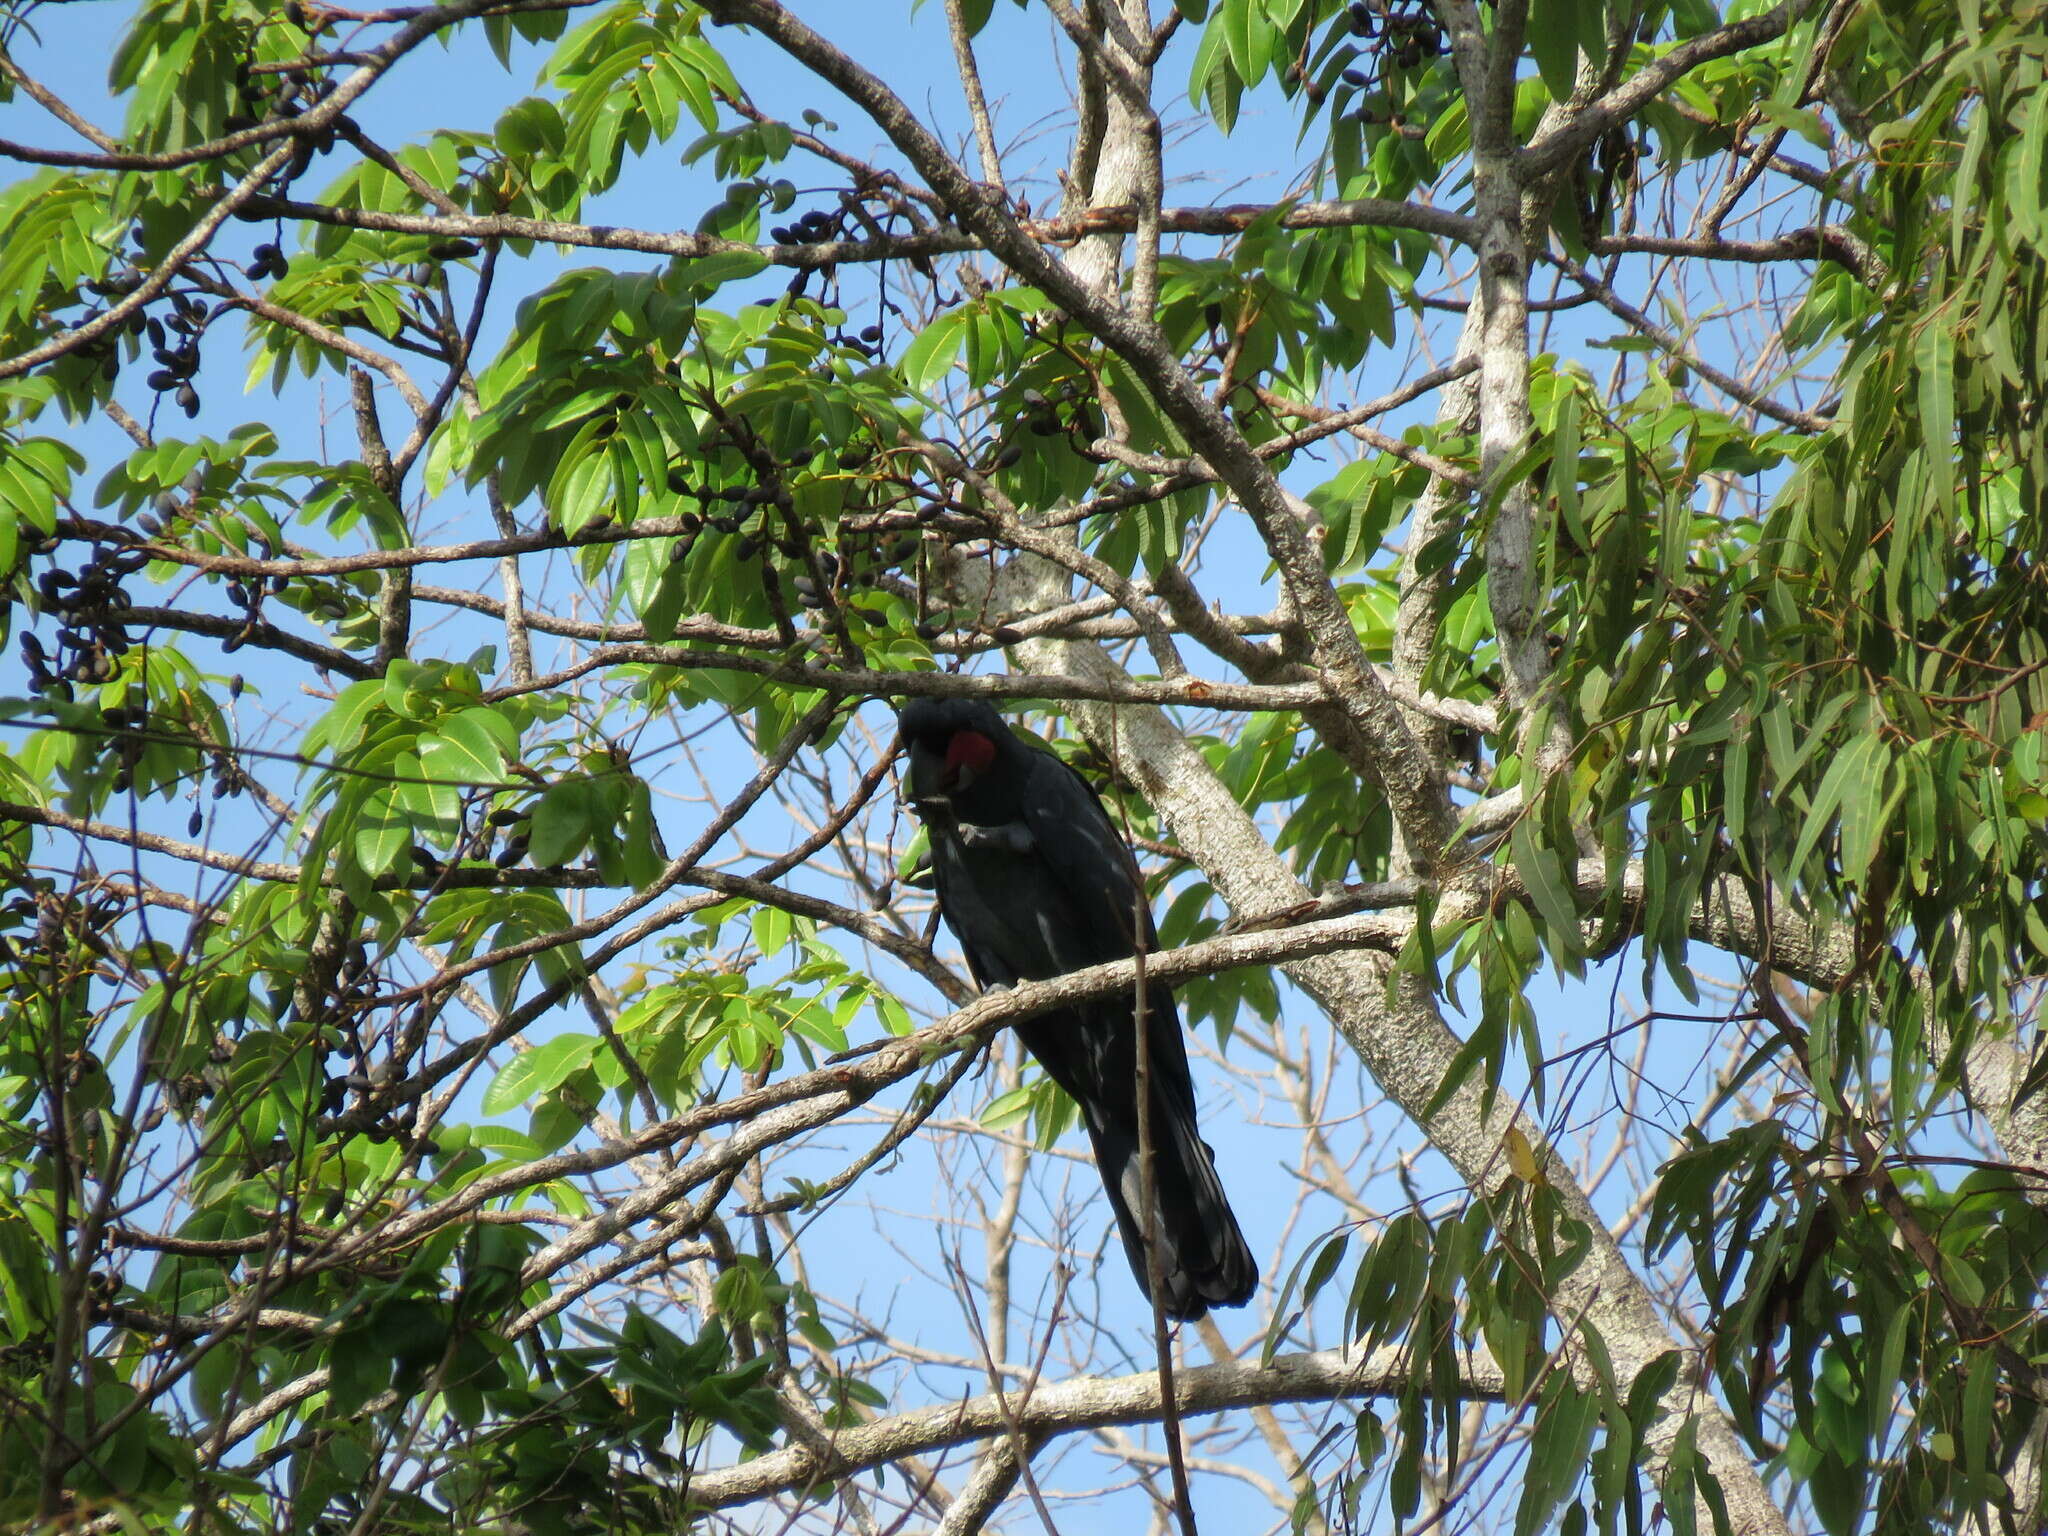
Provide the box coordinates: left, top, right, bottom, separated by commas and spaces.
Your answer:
686, 1345, 1498, 1510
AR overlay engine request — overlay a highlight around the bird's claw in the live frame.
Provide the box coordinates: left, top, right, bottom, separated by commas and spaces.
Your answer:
957, 820, 1036, 854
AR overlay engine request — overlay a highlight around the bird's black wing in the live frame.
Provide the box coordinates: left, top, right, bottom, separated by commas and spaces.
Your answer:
922, 814, 1086, 990
1010, 750, 1156, 961
1009, 747, 1257, 1317
1002, 745, 1192, 1105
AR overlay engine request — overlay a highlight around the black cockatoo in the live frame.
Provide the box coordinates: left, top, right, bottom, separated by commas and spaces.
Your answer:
896, 696, 1257, 1319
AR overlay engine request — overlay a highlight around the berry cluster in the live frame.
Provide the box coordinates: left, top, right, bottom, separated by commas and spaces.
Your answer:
401, 238, 480, 290
247, 241, 291, 282
24, 545, 149, 700
1016, 378, 1105, 445
1301, 0, 1446, 118
218, 550, 294, 657
141, 293, 214, 419
410, 796, 540, 878
768, 207, 847, 247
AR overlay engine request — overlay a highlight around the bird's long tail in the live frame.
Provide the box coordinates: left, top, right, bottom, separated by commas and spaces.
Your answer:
1087, 1075, 1258, 1321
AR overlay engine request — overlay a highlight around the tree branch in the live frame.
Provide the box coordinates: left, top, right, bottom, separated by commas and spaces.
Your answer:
684, 1345, 1496, 1510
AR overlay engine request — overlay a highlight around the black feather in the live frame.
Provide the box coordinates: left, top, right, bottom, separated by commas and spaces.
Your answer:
897, 697, 1257, 1319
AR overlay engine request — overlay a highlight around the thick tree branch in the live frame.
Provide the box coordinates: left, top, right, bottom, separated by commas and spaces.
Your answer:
684, 1344, 1497, 1510
232, 192, 1477, 263
1519, 3, 1803, 179
1591, 227, 1885, 288
479, 647, 1325, 712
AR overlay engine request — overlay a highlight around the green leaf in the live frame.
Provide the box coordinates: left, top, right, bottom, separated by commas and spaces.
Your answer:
1511, 821, 1584, 957
305, 678, 386, 764
1915, 321, 1955, 514
529, 781, 595, 868
751, 904, 792, 957
1755, 99, 1830, 150
675, 250, 769, 295
1529, 0, 1587, 101
1787, 726, 1885, 879
1517, 1374, 1598, 1536
1663, 1418, 1698, 1536
423, 707, 514, 788
980, 1086, 1033, 1131
900, 309, 971, 394
353, 784, 409, 877
1837, 734, 1899, 885
1301, 1231, 1349, 1303
1220, 0, 1277, 86
394, 748, 461, 847
482, 1033, 601, 1115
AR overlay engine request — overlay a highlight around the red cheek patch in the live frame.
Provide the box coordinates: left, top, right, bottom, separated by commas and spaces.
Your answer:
947, 730, 997, 776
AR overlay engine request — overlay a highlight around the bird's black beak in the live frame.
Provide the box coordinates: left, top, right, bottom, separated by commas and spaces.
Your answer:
902, 739, 948, 809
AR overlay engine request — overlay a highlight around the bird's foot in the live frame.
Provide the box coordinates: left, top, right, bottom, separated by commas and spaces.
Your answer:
957, 819, 1036, 854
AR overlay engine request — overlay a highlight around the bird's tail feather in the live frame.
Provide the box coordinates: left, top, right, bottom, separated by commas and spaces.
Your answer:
1089, 1084, 1258, 1321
